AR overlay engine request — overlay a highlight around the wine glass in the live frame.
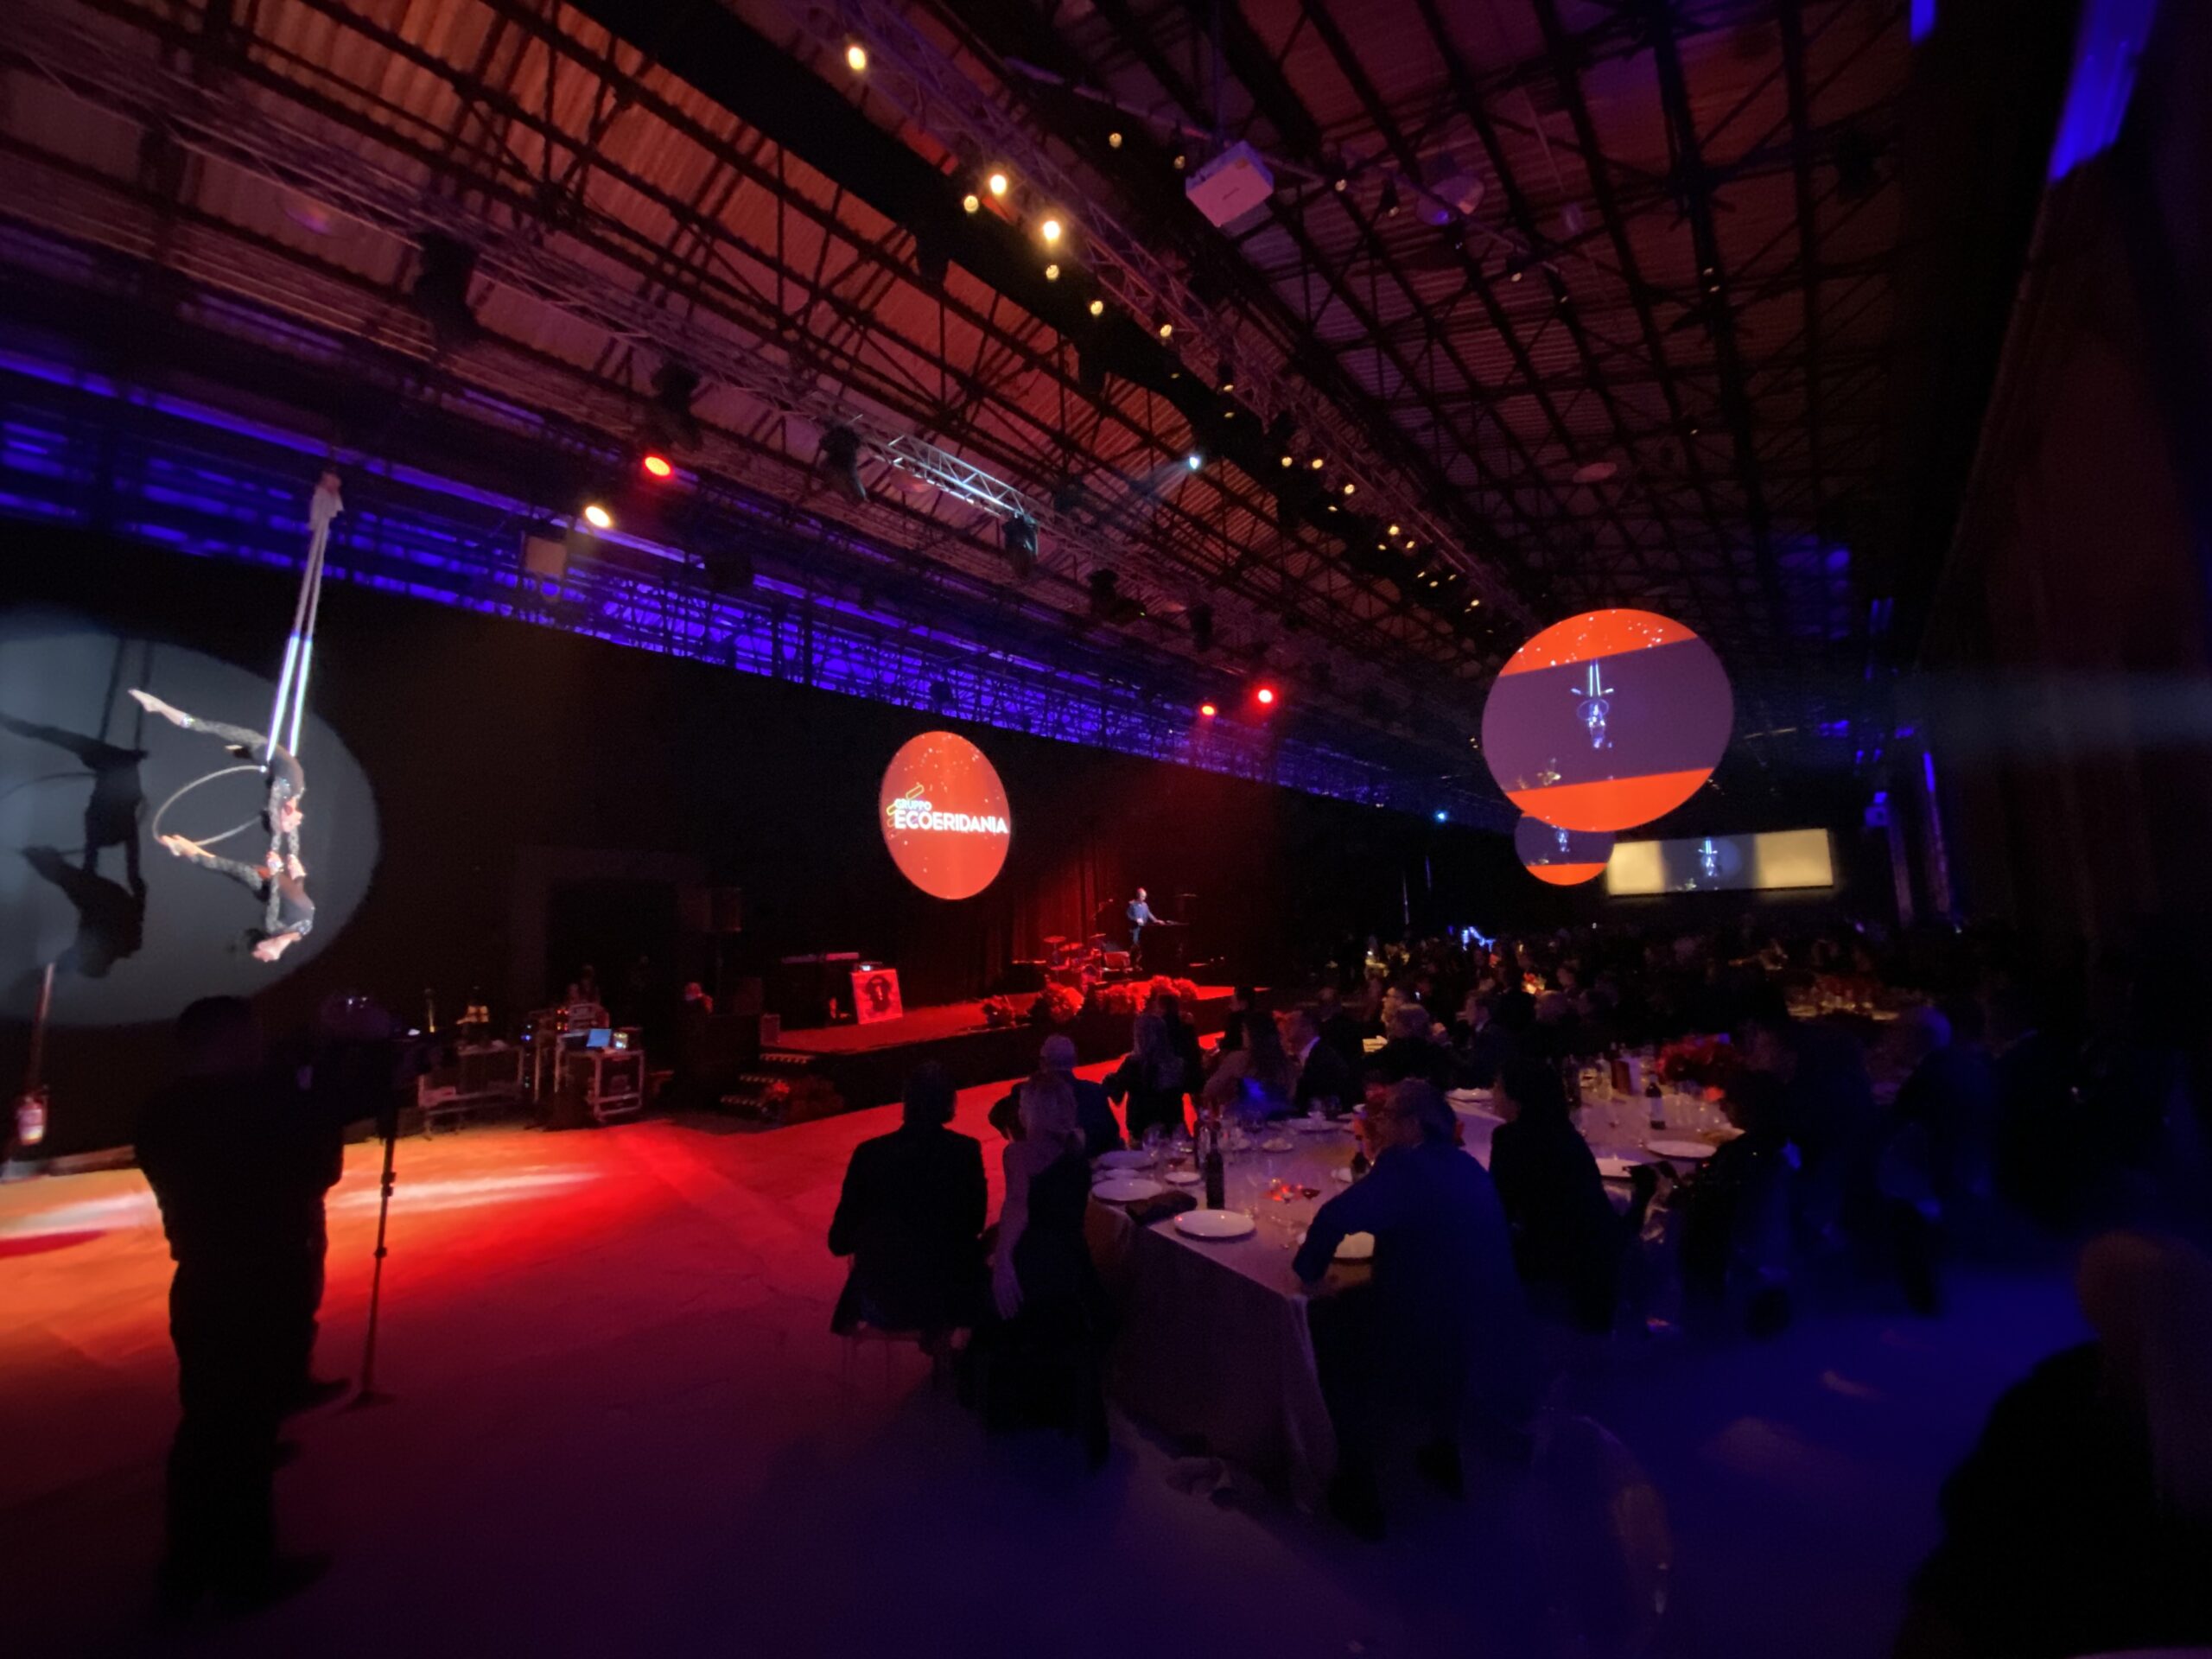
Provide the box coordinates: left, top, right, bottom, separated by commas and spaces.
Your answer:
1141, 1124, 1166, 1168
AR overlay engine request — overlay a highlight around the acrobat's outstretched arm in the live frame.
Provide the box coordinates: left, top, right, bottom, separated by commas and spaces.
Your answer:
157, 834, 265, 891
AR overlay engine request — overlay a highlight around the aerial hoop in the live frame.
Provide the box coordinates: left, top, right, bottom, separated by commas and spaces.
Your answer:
149, 763, 267, 848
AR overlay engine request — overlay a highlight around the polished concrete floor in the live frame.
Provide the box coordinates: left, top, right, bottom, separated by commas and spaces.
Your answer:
0, 1075, 2082, 1659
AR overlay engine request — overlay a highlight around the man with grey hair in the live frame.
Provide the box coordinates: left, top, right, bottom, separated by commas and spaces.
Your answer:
1295, 1080, 1533, 1538
988, 1033, 1123, 1155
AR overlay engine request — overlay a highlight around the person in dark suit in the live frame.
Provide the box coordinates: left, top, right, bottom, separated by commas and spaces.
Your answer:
1489, 1059, 1622, 1332
137, 998, 329, 1613
1451, 992, 1518, 1089
989, 1035, 1122, 1155
1375, 1002, 1451, 1089
1285, 1007, 1354, 1116
1216, 986, 1257, 1058
1314, 984, 1366, 1072
829, 1064, 986, 1341
1297, 1080, 1534, 1539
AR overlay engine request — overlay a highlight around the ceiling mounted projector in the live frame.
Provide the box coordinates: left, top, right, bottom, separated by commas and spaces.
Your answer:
1185, 142, 1274, 230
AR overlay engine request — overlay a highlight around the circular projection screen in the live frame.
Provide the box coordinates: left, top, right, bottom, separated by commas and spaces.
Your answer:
878, 731, 1012, 900
1514, 816, 1615, 887
1481, 608, 1732, 832
0, 623, 378, 1027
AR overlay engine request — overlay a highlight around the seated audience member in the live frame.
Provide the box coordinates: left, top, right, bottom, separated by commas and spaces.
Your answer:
137, 997, 331, 1611
988, 1034, 1122, 1155
1897, 1233, 2212, 1659
1105, 1013, 1188, 1141
1296, 1080, 1534, 1539
829, 1064, 986, 1343
1204, 1007, 1295, 1120
1489, 1059, 1622, 1332
1216, 986, 1257, 1057
1154, 990, 1206, 1102
976, 1071, 1111, 1464
1315, 983, 1367, 1071
1677, 1070, 1797, 1335
1739, 986, 1877, 1248
1520, 990, 1586, 1064
1375, 1001, 1450, 1089
1452, 991, 1518, 1089
1285, 1007, 1354, 1116
1879, 1006, 1997, 1312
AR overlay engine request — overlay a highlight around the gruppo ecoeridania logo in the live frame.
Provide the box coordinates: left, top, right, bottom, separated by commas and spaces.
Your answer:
878, 732, 1011, 900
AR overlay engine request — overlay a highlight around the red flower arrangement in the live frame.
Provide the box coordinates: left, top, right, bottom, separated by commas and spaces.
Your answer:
981, 995, 1028, 1029
1032, 983, 1085, 1026
1656, 1035, 1739, 1089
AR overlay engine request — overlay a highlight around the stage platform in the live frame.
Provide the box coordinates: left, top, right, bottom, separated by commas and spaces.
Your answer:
759, 985, 1236, 1117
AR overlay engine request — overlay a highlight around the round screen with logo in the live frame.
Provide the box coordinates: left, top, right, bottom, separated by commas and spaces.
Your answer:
878, 731, 1012, 900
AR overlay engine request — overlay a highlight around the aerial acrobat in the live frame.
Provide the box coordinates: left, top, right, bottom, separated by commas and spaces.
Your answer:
136, 470, 342, 963
132, 690, 315, 962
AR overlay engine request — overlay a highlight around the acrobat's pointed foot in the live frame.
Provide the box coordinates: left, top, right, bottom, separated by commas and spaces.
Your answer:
129, 690, 186, 727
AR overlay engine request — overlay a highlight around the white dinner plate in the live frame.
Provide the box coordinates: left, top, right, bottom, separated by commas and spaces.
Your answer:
1091, 1175, 1166, 1203
1446, 1088, 1491, 1105
1294, 1228, 1376, 1261
1174, 1208, 1256, 1241
1163, 1167, 1202, 1185
1258, 1135, 1294, 1153
1648, 1138, 1717, 1162
1096, 1149, 1152, 1170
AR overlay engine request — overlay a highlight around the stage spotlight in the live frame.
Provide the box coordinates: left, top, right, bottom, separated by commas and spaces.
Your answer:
1158, 321, 1173, 340
1434, 809, 1449, 823
582, 501, 613, 531
1341, 481, 1357, 496
1217, 359, 1236, 392
987, 169, 1011, 198
1040, 216, 1064, 244
1198, 701, 1217, 718
1506, 256, 1528, 283
1045, 263, 1061, 281
818, 424, 868, 504
1190, 603, 1214, 652
1004, 514, 1039, 577
845, 41, 868, 72
1255, 685, 1277, 707
1173, 152, 1187, 170
1109, 130, 1124, 149
1309, 456, 1325, 471
640, 453, 674, 480
1088, 298, 1105, 316
1388, 522, 1401, 536
1280, 454, 1294, 468
1185, 451, 1204, 472
963, 192, 980, 213
410, 232, 480, 349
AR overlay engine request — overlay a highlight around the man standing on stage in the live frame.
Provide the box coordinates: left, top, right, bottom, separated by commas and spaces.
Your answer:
1126, 887, 1159, 968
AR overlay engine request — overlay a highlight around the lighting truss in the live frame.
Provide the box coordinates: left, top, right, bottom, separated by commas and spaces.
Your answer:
782, 0, 1531, 623
0, 353, 1511, 826
2, 3, 1413, 737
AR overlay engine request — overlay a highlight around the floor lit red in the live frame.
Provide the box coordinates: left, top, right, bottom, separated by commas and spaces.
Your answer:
0, 1077, 2080, 1659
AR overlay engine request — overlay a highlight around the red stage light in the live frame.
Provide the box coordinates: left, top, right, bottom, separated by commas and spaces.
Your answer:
1198, 702, 1217, 718
641, 454, 675, 480
1255, 686, 1276, 706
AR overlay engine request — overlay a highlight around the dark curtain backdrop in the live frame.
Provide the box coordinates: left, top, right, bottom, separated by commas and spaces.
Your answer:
3, 525, 1528, 1154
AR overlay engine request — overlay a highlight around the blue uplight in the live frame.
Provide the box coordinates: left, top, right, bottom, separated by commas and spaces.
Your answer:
2047, 0, 2158, 181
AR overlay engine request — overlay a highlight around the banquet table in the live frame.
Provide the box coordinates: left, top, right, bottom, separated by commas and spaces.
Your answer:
1084, 1090, 1735, 1510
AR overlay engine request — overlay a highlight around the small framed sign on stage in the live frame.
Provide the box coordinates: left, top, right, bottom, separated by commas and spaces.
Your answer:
852, 968, 904, 1026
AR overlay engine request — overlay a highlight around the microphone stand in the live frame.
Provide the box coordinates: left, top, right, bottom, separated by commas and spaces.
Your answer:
347, 1092, 401, 1410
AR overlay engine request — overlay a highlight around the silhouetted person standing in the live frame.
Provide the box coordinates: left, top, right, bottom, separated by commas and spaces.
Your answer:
137, 998, 327, 1613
